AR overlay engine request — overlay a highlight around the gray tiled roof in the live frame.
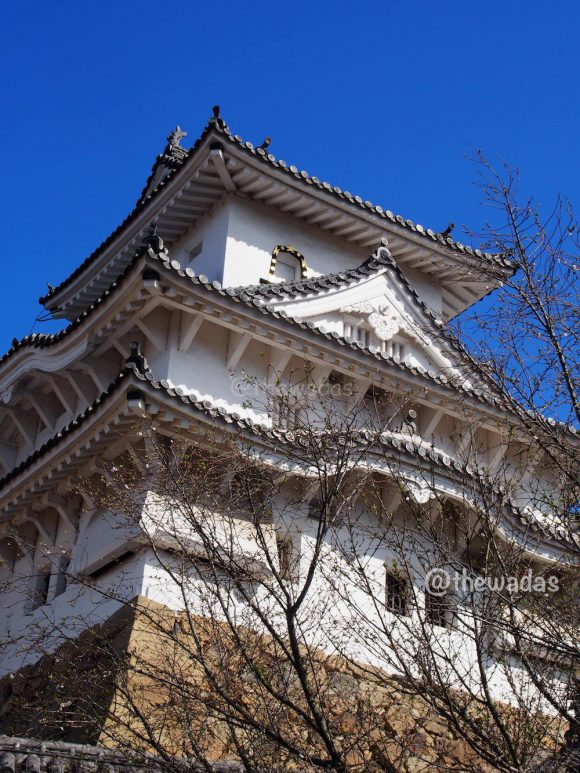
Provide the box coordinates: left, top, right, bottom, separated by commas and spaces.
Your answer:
0, 361, 573, 544
1, 261, 139, 369
232, 237, 446, 322
39, 110, 512, 307
208, 115, 512, 268
5, 237, 578, 440
3, 242, 491, 406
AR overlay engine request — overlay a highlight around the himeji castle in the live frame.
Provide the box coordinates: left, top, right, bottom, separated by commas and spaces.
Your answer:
0, 107, 575, 763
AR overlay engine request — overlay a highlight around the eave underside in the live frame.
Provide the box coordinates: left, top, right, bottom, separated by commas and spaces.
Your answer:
0, 365, 569, 559
41, 119, 513, 322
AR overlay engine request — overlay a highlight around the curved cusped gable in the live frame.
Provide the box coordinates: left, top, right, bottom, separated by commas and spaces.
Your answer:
268, 245, 308, 281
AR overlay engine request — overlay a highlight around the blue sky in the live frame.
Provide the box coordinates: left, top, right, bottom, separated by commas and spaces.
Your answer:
0, 0, 578, 354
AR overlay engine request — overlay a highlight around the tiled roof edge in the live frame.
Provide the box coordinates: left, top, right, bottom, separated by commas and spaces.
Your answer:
7, 239, 577, 439
149, 247, 508, 410
39, 111, 513, 307
0, 370, 130, 491
158, 249, 577, 438
1, 257, 143, 369
234, 238, 449, 326
0, 735, 243, 771
210, 119, 513, 267
5, 242, 478, 403
1, 364, 570, 543
38, 119, 214, 307
233, 240, 504, 396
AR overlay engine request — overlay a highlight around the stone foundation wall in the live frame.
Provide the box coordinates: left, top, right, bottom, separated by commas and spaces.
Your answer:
0, 597, 562, 771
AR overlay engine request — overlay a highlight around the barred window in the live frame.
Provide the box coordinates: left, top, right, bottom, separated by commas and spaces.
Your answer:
229, 470, 267, 514
276, 535, 294, 580
32, 569, 51, 608
271, 393, 302, 430
386, 571, 408, 616
380, 338, 405, 361
53, 555, 71, 598
425, 588, 454, 629
344, 322, 371, 347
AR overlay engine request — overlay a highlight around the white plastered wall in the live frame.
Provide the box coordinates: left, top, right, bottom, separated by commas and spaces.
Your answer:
222, 198, 367, 287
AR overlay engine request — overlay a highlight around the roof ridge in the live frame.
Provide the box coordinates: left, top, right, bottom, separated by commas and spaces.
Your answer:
38, 114, 218, 307
39, 109, 513, 307
135, 125, 191, 207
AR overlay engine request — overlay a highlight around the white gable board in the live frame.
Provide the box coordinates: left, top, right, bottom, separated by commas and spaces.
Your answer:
267, 271, 457, 375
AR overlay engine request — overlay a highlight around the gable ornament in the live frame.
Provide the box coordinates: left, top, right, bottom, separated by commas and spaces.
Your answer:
368, 310, 400, 341
341, 302, 400, 341
341, 302, 374, 314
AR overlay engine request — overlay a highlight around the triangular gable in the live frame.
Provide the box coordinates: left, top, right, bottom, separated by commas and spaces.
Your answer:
236, 244, 470, 378
268, 271, 456, 374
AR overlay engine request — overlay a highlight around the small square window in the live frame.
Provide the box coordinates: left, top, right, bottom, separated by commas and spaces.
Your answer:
274, 254, 299, 283
386, 572, 408, 616
425, 589, 454, 629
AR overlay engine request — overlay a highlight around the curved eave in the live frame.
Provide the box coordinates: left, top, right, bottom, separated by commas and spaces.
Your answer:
0, 244, 546, 439
0, 366, 571, 562
4, 243, 576, 446
39, 125, 218, 316
0, 257, 146, 391
3, 246, 499, 413
40, 115, 514, 320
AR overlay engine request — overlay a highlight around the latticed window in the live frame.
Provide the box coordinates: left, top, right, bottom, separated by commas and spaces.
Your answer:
228, 468, 270, 518
271, 392, 303, 430
32, 569, 51, 608
380, 339, 405, 360
425, 588, 454, 629
53, 554, 71, 598
179, 446, 223, 493
187, 241, 202, 261
385, 571, 409, 616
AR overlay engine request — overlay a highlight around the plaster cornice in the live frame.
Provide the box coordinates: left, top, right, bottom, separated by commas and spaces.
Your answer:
0, 365, 572, 559
4, 241, 576, 442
